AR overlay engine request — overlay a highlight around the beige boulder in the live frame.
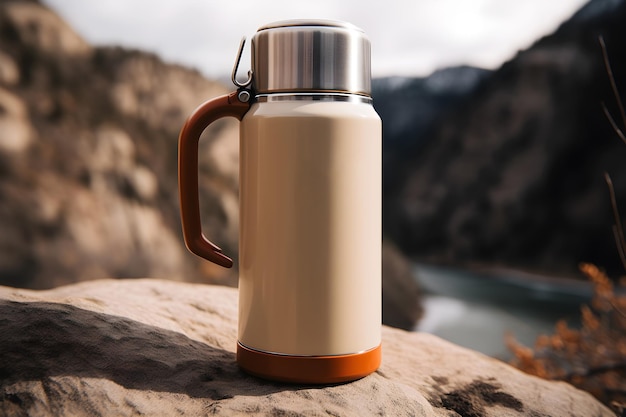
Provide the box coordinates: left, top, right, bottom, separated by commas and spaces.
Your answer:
0, 279, 612, 417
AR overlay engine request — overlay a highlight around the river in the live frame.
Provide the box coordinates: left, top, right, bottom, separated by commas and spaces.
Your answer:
412, 264, 594, 359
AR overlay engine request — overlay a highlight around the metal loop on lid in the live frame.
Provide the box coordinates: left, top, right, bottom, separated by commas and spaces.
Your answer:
231, 37, 253, 89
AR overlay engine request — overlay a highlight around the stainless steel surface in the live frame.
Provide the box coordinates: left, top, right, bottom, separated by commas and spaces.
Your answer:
237, 90, 251, 102
251, 20, 371, 96
256, 92, 372, 103
232, 37, 253, 88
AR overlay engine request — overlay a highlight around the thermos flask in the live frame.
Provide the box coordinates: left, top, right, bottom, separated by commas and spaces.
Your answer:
178, 20, 382, 383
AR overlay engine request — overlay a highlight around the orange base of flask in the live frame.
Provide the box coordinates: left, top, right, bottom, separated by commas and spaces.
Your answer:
237, 342, 381, 384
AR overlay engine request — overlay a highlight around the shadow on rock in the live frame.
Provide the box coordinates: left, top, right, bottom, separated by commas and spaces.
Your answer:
0, 300, 298, 399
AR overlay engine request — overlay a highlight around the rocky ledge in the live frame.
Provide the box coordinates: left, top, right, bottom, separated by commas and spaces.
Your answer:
0, 279, 612, 416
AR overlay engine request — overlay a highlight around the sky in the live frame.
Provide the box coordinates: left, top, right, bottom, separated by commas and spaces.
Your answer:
42, 0, 590, 81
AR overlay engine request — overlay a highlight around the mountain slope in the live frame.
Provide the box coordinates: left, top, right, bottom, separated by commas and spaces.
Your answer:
385, 0, 626, 277
0, 0, 240, 288
373, 66, 491, 191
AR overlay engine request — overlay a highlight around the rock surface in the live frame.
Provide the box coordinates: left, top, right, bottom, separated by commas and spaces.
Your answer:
0, 279, 612, 417
382, 241, 423, 330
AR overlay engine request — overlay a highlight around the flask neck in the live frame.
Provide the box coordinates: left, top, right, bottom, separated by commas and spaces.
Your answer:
255, 92, 372, 104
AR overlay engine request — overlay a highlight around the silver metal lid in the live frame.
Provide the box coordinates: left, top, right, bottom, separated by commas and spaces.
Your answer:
250, 20, 372, 97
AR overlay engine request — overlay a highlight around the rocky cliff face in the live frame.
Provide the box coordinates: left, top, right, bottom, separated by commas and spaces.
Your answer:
385, 0, 626, 277
373, 66, 491, 193
0, 0, 240, 288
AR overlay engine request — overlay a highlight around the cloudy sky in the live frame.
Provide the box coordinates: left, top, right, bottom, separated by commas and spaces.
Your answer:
42, 0, 589, 80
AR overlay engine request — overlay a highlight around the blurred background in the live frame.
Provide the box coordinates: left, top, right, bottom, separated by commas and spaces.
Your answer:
1, 0, 625, 359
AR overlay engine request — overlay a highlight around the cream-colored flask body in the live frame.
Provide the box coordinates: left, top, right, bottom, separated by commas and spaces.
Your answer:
178, 19, 382, 382
238, 99, 382, 357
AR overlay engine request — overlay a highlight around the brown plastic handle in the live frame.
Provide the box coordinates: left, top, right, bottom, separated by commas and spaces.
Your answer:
178, 91, 250, 268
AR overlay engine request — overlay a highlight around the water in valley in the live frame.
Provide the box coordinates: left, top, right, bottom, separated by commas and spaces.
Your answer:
413, 264, 593, 359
